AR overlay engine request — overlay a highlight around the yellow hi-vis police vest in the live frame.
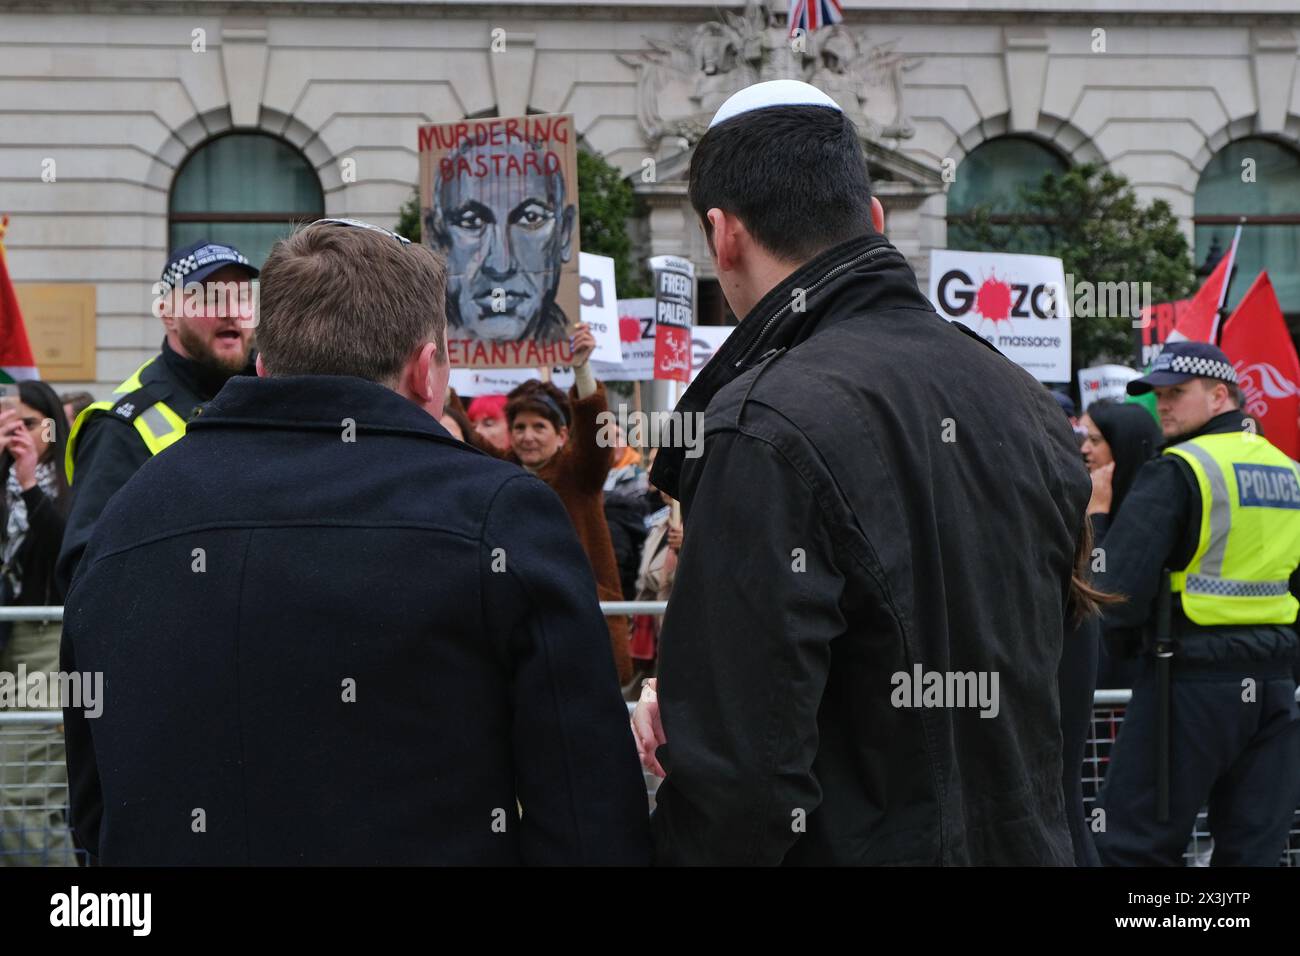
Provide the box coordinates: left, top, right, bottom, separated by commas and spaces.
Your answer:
65, 356, 189, 484
1164, 431, 1300, 626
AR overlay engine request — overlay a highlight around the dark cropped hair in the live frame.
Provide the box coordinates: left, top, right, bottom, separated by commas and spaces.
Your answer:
689, 105, 875, 262
506, 379, 570, 432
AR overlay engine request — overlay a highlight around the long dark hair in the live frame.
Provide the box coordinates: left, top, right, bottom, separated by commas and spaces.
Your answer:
1069, 515, 1121, 625
2, 380, 72, 512
1086, 401, 1163, 518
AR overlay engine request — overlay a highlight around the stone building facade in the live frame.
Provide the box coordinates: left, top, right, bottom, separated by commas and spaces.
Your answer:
2, 0, 1298, 390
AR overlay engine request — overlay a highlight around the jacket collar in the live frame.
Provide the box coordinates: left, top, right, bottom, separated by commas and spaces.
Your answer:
650, 231, 927, 498
159, 337, 253, 403
190, 373, 477, 452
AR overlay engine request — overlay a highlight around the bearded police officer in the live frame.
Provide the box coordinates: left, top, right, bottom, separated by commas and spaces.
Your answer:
56, 241, 258, 592
1095, 340, 1300, 866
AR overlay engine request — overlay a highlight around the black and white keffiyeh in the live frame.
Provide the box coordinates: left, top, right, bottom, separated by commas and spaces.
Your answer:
3, 461, 61, 598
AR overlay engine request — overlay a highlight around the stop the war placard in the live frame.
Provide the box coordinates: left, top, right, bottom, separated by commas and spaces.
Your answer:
1077, 364, 1140, 412
928, 250, 1072, 383
449, 366, 574, 396
419, 113, 580, 369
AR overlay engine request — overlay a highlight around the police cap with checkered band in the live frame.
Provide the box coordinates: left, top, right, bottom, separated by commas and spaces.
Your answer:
159, 240, 258, 294
1127, 340, 1238, 395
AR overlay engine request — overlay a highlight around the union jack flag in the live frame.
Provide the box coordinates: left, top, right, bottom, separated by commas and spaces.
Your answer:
788, 0, 844, 37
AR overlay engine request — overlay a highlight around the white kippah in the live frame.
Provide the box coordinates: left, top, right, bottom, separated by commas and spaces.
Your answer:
708, 80, 843, 129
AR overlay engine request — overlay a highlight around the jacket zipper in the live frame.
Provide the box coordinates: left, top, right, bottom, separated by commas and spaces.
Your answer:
735, 245, 894, 369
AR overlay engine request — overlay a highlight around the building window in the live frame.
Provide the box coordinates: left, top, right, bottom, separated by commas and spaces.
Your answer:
169, 133, 324, 267
946, 136, 1069, 251
1194, 137, 1300, 322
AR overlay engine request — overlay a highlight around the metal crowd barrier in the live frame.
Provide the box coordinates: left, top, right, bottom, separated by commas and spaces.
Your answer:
0, 607, 63, 621
2, 603, 1297, 866
0, 710, 81, 866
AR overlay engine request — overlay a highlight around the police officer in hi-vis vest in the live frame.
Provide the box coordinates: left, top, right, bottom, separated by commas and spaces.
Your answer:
1094, 340, 1300, 866
55, 241, 258, 593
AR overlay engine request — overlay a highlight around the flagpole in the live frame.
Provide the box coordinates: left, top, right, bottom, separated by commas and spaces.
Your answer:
1210, 217, 1245, 345
669, 377, 681, 528
632, 379, 643, 464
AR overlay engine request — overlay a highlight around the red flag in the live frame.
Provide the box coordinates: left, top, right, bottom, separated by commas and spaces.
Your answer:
1169, 228, 1238, 344
0, 216, 40, 384
1219, 271, 1300, 460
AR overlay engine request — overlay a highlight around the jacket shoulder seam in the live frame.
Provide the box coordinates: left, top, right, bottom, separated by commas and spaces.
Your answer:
733, 400, 907, 620
81, 518, 488, 573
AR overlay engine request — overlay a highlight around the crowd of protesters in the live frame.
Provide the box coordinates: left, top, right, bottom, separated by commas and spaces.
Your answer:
449, 364, 1300, 868
449, 340, 683, 696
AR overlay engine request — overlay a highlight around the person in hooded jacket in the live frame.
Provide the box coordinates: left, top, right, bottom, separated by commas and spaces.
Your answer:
1082, 401, 1163, 690
1055, 399, 1162, 866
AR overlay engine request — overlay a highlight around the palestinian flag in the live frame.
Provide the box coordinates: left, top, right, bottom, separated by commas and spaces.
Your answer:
0, 216, 39, 384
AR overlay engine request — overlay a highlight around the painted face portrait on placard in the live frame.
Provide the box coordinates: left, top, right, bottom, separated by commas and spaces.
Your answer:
426, 134, 575, 345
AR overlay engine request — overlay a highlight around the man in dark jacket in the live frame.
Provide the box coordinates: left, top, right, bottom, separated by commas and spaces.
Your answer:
61, 218, 650, 865
1094, 341, 1300, 866
57, 240, 260, 594
632, 81, 1092, 865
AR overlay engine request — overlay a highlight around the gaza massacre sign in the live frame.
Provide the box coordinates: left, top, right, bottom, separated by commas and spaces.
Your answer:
928, 250, 1072, 383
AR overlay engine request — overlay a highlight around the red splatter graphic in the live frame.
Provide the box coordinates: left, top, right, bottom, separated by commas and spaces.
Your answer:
619, 316, 642, 342
975, 277, 1012, 323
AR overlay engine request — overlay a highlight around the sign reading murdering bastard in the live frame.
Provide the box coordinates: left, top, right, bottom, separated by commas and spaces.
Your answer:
651, 255, 695, 383
419, 114, 580, 368
928, 250, 1072, 383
